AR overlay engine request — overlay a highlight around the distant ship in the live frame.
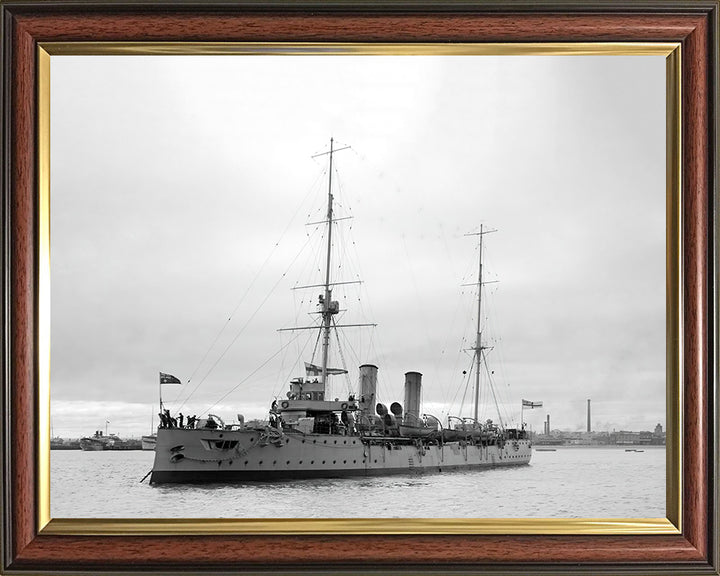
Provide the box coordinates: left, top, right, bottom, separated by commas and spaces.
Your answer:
150, 140, 532, 484
80, 430, 141, 451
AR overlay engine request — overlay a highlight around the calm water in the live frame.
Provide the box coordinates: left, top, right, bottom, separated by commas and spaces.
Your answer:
51, 446, 665, 518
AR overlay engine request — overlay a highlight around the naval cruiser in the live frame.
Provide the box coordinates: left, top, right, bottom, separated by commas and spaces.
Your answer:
149, 140, 532, 484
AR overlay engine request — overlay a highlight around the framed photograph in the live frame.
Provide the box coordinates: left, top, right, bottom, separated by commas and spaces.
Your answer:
1, 1, 717, 574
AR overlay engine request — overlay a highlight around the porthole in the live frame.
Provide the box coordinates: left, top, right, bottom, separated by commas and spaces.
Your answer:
259, 460, 263, 465
343, 460, 346, 464
324, 440, 327, 444
299, 460, 303, 464
311, 460, 314, 464
343, 440, 347, 444
322, 460, 326, 464
286, 460, 290, 465
244, 460, 248, 465
333, 460, 336, 464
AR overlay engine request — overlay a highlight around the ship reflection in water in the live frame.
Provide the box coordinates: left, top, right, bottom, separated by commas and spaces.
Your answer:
50, 446, 665, 519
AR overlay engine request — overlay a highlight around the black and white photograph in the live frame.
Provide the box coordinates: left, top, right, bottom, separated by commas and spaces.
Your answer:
49, 53, 666, 519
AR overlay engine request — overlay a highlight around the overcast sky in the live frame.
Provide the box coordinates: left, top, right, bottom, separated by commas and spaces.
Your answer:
50, 54, 666, 437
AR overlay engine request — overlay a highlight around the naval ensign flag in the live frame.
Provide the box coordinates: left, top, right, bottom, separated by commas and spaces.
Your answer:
159, 372, 181, 385
521, 399, 543, 429
159, 372, 182, 410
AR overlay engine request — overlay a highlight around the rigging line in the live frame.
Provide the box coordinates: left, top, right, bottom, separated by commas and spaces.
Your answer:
457, 362, 473, 419
438, 287, 476, 410
330, 318, 353, 394
292, 224, 326, 361
174, 229, 320, 414
202, 331, 304, 416
273, 330, 317, 399
273, 328, 300, 399
400, 234, 435, 370
448, 354, 475, 418
440, 292, 477, 412
310, 323, 323, 365
179, 166, 327, 401
429, 224, 463, 393
335, 322, 365, 395
482, 349, 505, 428
339, 329, 361, 374
273, 332, 290, 399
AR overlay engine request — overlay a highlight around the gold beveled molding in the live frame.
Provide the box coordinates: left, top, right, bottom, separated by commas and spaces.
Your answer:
36, 42, 682, 536
40, 41, 678, 56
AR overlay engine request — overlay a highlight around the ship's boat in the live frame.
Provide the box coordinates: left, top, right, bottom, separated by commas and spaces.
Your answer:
141, 435, 157, 451
149, 140, 533, 484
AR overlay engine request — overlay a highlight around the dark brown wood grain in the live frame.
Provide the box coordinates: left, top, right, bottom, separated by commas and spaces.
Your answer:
10, 12, 710, 43
681, 11, 710, 560
9, 534, 709, 568
2, 2, 716, 574
10, 12, 38, 563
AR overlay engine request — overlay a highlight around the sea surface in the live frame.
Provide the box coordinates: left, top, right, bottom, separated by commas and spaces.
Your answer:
51, 446, 665, 519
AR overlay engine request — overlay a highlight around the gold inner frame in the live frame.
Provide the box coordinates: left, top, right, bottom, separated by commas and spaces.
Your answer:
36, 42, 682, 536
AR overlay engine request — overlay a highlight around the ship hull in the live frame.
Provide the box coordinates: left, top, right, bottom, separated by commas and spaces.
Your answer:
150, 427, 531, 484
79, 439, 105, 451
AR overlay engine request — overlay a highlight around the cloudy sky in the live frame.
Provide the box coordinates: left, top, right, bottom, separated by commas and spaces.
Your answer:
50, 54, 666, 438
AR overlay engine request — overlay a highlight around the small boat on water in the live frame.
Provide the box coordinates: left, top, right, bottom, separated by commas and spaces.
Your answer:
141, 435, 157, 451
149, 140, 533, 484
141, 410, 157, 450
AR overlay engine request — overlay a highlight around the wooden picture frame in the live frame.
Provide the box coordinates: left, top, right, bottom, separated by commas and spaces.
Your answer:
1, 1, 717, 573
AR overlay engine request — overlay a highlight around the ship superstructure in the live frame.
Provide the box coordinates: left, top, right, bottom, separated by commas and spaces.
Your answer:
149, 140, 531, 484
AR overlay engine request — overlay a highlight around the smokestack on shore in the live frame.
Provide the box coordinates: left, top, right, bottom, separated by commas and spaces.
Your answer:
545, 414, 550, 435
587, 399, 591, 433
358, 364, 378, 412
404, 372, 422, 418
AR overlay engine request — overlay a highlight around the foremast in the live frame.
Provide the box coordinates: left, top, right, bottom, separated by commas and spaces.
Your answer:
320, 138, 337, 388
279, 138, 375, 399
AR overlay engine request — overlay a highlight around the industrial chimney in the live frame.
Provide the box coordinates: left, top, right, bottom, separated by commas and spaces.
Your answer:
404, 372, 422, 418
358, 364, 378, 412
545, 414, 550, 435
587, 399, 591, 433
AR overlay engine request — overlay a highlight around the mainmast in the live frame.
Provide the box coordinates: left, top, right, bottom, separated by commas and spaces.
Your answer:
464, 225, 496, 421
